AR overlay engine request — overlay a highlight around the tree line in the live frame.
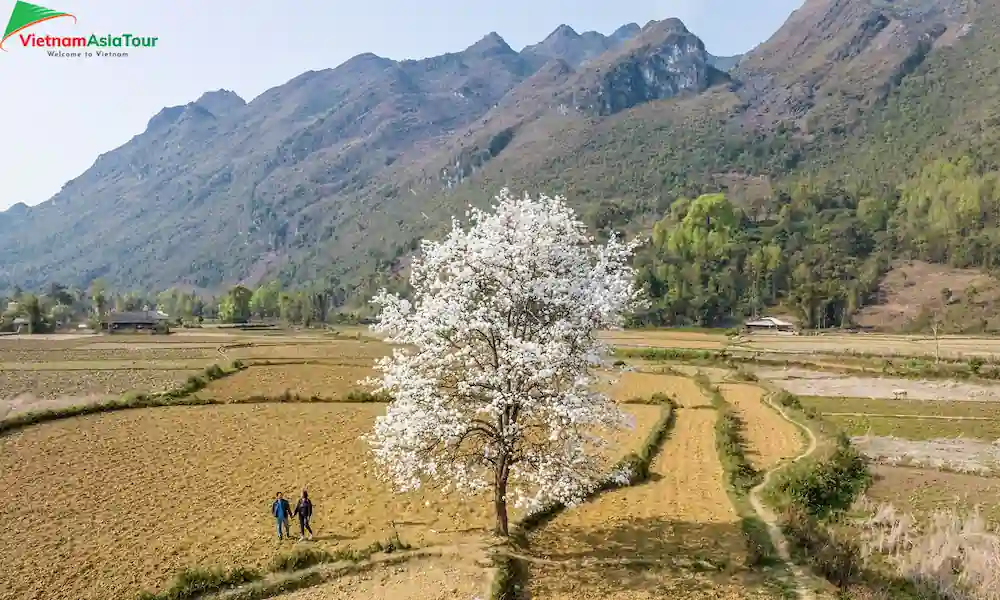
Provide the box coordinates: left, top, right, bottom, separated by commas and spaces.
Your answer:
0, 279, 361, 333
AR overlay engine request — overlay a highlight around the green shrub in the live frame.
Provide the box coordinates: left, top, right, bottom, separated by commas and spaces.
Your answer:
775, 436, 871, 520
969, 356, 985, 374
204, 364, 225, 379
345, 389, 392, 403
136, 566, 261, 600
780, 506, 862, 588
268, 547, 333, 572
774, 390, 803, 410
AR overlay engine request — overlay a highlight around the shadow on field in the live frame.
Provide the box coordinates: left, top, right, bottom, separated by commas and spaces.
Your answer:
527, 516, 753, 596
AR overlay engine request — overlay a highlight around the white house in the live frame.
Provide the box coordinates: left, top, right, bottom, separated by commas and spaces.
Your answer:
743, 316, 798, 334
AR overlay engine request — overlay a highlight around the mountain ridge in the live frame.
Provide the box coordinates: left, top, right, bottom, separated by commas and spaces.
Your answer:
1, 0, 996, 310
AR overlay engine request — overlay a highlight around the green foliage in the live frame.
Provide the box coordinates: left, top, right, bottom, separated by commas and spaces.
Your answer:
267, 547, 334, 572
774, 436, 871, 521
634, 189, 886, 328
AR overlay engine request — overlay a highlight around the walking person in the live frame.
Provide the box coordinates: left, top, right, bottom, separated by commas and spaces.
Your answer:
293, 489, 314, 541
271, 492, 292, 541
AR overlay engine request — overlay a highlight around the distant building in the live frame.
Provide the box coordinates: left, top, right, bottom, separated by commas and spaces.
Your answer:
106, 310, 170, 334
743, 316, 797, 334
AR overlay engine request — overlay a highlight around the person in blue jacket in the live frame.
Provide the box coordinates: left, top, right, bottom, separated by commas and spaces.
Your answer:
271, 492, 293, 540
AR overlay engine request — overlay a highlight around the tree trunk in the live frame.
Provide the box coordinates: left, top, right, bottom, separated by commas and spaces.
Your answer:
494, 458, 510, 537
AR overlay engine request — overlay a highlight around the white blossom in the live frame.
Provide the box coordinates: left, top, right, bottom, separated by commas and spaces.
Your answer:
364, 188, 644, 534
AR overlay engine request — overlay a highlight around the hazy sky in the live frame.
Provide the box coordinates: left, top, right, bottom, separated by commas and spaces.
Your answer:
0, 0, 802, 210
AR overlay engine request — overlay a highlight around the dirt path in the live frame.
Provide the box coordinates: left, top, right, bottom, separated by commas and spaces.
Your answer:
719, 383, 803, 470
746, 387, 820, 600
524, 381, 767, 599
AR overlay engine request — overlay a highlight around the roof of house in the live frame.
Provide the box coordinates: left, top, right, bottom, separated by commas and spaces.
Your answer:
744, 316, 795, 328
108, 310, 167, 323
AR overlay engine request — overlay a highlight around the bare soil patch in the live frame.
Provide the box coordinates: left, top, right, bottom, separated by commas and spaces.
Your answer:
854, 260, 1000, 333
270, 556, 491, 600
755, 367, 1000, 401
852, 435, 1000, 475
0, 393, 109, 420
719, 383, 802, 470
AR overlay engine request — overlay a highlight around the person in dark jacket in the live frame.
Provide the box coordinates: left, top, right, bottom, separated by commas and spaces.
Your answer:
271, 492, 293, 540
293, 489, 314, 540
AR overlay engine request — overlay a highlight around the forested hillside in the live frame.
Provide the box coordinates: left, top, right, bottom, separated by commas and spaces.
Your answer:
2, 0, 1000, 331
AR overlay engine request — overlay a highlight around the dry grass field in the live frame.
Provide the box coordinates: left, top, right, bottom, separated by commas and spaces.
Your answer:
199, 364, 377, 400
830, 415, 1000, 440
864, 465, 1000, 524
526, 375, 763, 600
718, 383, 802, 470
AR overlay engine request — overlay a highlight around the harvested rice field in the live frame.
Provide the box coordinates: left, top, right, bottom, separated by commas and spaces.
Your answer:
599, 372, 709, 404
0, 346, 219, 362
224, 340, 392, 361
718, 383, 802, 470
0, 400, 660, 600
601, 329, 725, 350
0, 368, 201, 401
0, 404, 490, 600
526, 379, 754, 600
199, 364, 377, 400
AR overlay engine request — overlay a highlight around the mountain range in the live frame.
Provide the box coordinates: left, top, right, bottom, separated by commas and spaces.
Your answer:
0, 0, 996, 309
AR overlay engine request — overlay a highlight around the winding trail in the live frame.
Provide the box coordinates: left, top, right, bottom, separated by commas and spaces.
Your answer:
746, 386, 819, 600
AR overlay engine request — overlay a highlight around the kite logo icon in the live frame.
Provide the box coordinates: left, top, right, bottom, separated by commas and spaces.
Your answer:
1, 0, 75, 51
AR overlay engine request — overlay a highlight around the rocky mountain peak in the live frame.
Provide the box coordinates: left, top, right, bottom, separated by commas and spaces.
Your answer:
194, 89, 246, 117
466, 32, 516, 56
571, 17, 722, 116
610, 22, 641, 42
546, 24, 580, 40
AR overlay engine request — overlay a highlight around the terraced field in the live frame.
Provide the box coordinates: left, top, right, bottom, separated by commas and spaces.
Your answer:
719, 383, 802, 470
526, 375, 770, 600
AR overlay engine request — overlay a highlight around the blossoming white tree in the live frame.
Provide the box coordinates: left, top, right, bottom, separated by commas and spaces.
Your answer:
365, 188, 644, 536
